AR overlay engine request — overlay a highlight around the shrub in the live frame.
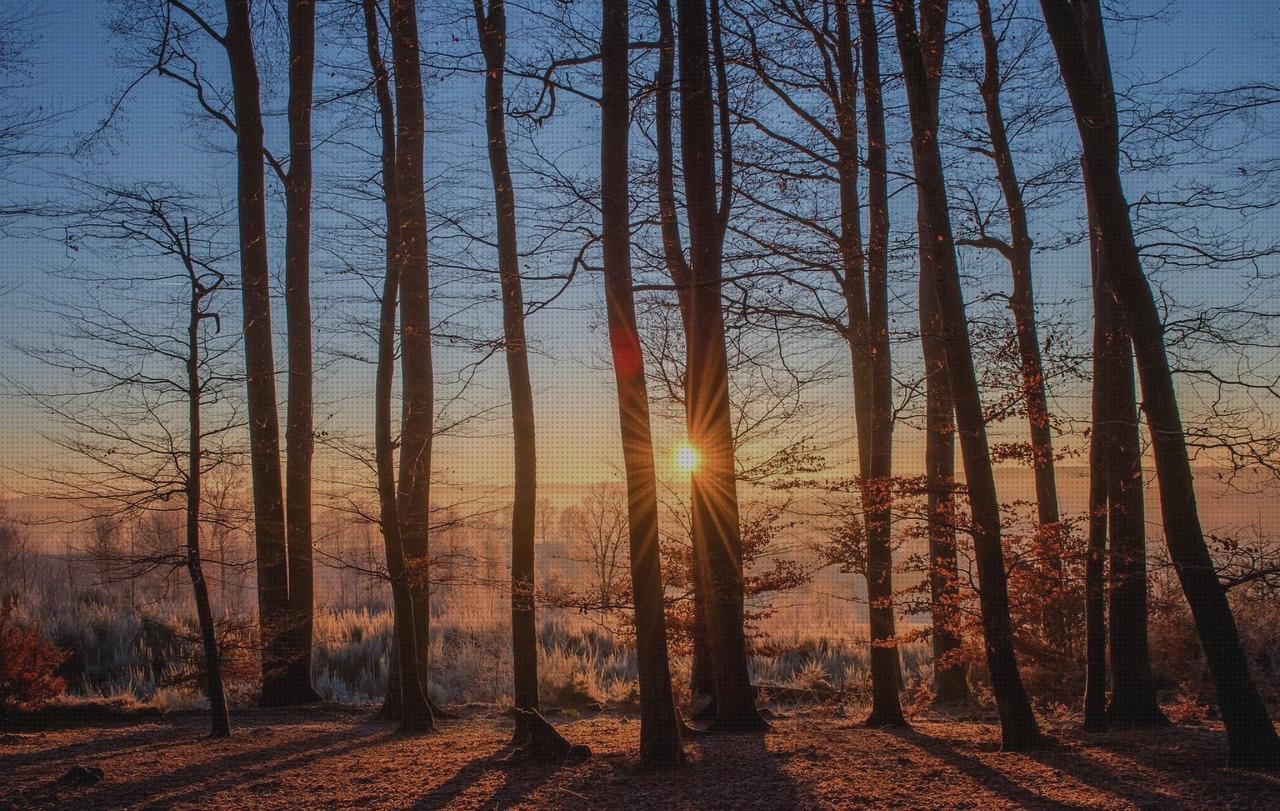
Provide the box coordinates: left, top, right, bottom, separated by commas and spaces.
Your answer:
0, 597, 68, 713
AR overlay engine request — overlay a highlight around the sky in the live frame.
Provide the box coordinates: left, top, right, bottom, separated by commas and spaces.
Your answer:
1, 0, 1278, 503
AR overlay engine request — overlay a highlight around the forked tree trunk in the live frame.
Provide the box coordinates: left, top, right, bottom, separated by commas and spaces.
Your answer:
675, 0, 766, 733
601, 0, 685, 767
186, 243, 231, 738
973, 0, 1065, 648
388, 0, 436, 734
475, 0, 541, 734
222, 0, 291, 706
1040, 0, 1278, 768
892, 0, 1042, 749
280, 0, 320, 706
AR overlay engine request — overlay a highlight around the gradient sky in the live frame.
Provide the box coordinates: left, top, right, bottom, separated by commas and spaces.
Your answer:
1, 0, 1277, 499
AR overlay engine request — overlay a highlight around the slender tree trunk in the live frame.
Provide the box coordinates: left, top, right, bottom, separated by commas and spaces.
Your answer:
475, 0, 541, 736
1095, 228, 1165, 730
389, 0, 435, 733
974, 0, 1066, 648
892, 0, 1042, 749
601, 0, 684, 766
837, 0, 904, 728
186, 248, 231, 738
675, 0, 765, 733
1041, 0, 1278, 768
1082, 201, 1108, 732
223, 0, 290, 706
654, 0, 713, 705
361, 0, 409, 722
922, 270, 970, 707
279, 0, 320, 706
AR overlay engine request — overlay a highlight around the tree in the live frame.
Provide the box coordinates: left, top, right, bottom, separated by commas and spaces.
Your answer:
890, 0, 1043, 750
674, 0, 765, 733
1040, 0, 1280, 768
969, 0, 1065, 646
474, 0, 541, 736
601, 0, 685, 766
25, 185, 236, 737
387, 0, 437, 734
279, 0, 321, 705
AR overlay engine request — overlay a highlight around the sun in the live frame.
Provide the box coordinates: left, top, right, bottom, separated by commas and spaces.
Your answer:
674, 442, 699, 474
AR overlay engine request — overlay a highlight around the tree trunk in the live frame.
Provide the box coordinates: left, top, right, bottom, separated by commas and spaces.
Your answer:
838, 0, 904, 729
279, 0, 320, 706
389, 0, 435, 734
1041, 0, 1278, 768
1088, 182, 1164, 729
974, 0, 1066, 648
361, 0, 410, 722
601, 0, 685, 767
675, 0, 765, 734
186, 250, 231, 738
892, 0, 1042, 749
222, 0, 290, 707
922, 268, 969, 707
475, 0, 541, 734
1096, 227, 1165, 730
1082, 201, 1108, 733
654, 0, 713, 705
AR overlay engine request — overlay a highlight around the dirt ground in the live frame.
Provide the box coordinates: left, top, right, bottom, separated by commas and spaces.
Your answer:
3, 705, 1279, 809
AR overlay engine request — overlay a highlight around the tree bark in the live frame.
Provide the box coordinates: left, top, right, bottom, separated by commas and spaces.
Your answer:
974, 0, 1065, 648
922, 265, 970, 707
1082, 200, 1108, 733
601, 0, 685, 767
222, 0, 290, 706
892, 0, 1042, 749
1041, 0, 1278, 768
475, 0, 541, 734
389, 0, 436, 733
278, 0, 320, 707
675, 0, 766, 733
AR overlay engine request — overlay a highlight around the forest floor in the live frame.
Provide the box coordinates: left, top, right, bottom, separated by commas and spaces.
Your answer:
3, 703, 1279, 809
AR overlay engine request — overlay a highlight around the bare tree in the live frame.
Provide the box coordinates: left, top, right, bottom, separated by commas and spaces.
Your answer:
602, 0, 685, 765
22, 185, 236, 737
1040, 0, 1279, 768
675, 0, 765, 733
474, 0, 541, 736
891, 0, 1043, 750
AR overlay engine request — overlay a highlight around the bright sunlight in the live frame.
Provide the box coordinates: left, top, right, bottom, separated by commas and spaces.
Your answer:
674, 442, 699, 474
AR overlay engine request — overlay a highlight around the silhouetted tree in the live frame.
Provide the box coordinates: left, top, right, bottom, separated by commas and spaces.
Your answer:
891, 0, 1043, 750
1040, 0, 1279, 768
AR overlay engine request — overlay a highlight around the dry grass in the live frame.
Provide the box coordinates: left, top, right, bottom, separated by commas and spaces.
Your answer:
3, 707, 1278, 809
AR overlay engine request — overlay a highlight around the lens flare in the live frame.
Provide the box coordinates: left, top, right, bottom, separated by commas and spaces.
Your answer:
675, 442, 699, 474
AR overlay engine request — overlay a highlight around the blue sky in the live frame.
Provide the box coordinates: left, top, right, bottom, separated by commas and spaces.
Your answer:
1, 0, 1277, 494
